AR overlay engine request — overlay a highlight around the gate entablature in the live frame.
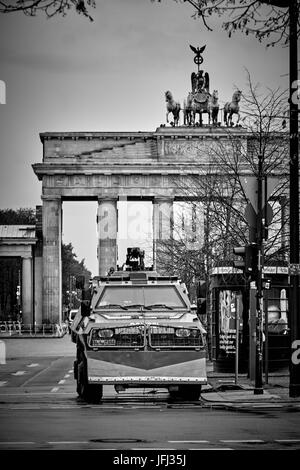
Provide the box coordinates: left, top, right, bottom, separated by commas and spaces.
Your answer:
33, 127, 250, 201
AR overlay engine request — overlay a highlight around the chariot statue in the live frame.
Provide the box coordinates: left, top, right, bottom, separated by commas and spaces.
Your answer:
183, 44, 219, 127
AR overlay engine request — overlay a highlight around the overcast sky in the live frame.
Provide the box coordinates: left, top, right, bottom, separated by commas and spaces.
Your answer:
0, 0, 289, 275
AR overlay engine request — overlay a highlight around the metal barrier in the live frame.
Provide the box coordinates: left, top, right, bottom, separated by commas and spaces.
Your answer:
0, 321, 68, 337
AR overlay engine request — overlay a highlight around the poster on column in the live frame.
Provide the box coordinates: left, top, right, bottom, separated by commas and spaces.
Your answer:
219, 290, 243, 356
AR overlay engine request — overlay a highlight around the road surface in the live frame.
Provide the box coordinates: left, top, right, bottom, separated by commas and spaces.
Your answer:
0, 352, 299, 452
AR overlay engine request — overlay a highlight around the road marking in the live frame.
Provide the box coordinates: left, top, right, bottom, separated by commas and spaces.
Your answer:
275, 439, 300, 443
51, 387, 59, 392
58, 380, 65, 385
169, 440, 210, 444
64, 374, 70, 378
131, 448, 174, 451
220, 439, 264, 443
0, 381, 7, 387
192, 448, 233, 451
0, 442, 35, 445
12, 371, 26, 376
26, 363, 39, 368
48, 441, 89, 444
68, 370, 73, 373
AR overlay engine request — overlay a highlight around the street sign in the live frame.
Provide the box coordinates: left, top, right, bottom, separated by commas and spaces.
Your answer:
240, 176, 280, 214
244, 202, 273, 227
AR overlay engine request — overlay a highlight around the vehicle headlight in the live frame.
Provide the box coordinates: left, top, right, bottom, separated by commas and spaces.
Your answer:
98, 329, 114, 338
175, 328, 191, 337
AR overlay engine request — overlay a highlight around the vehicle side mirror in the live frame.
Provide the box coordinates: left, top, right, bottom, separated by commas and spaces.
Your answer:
81, 300, 91, 317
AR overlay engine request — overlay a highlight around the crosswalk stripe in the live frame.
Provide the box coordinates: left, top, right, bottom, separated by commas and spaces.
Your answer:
12, 371, 26, 376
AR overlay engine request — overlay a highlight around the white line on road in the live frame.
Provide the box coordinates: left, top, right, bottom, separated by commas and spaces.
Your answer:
168, 440, 210, 444
51, 387, 59, 392
274, 439, 300, 443
58, 380, 65, 384
12, 371, 26, 376
0, 442, 35, 445
191, 448, 233, 451
26, 363, 39, 368
48, 441, 89, 445
131, 448, 174, 451
68, 370, 73, 373
64, 374, 70, 378
0, 381, 7, 387
220, 439, 264, 443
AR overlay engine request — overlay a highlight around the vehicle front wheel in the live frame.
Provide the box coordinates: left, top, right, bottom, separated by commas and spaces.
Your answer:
77, 358, 103, 403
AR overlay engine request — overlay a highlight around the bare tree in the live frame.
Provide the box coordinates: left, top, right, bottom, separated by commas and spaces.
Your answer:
156, 74, 289, 303
0, 0, 95, 20
151, 1, 298, 46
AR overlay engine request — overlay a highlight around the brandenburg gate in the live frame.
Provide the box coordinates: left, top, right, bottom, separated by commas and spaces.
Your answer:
32, 126, 248, 324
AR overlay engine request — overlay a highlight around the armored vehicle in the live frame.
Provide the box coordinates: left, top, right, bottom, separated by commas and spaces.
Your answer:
71, 248, 207, 403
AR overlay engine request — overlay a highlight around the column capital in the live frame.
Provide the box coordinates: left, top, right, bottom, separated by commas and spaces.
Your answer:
98, 196, 118, 203
153, 196, 174, 204
22, 254, 32, 260
41, 195, 62, 202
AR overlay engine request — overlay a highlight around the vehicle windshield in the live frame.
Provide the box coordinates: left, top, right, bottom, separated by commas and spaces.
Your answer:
96, 285, 187, 310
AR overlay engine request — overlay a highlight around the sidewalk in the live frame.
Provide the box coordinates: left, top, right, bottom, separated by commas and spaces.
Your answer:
202, 361, 300, 405
0, 334, 76, 359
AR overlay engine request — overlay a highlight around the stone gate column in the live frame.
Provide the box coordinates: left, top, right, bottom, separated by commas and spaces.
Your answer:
42, 196, 62, 324
153, 197, 174, 272
97, 197, 118, 276
21, 255, 32, 326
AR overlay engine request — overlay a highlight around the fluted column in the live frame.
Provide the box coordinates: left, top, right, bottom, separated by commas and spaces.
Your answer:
22, 255, 32, 325
153, 197, 174, 272
42, 196, 62, 324
97, 197, 118, 276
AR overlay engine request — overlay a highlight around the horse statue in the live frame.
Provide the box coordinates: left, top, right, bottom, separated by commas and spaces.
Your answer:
183, 93, 194, 126
165, 90, 181, 126
182, 91, 209, 127
224, 90, 242, 127
207, 89, 219, 126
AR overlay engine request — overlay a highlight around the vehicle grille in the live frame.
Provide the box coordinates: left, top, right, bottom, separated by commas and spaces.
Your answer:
149, 326, 203, 348
89, 326, 145, 348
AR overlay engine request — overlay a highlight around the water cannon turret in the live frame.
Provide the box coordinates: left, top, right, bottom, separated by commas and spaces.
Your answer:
125, 247, 145, 271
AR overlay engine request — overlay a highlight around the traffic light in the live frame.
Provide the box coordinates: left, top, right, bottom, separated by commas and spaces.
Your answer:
233, 243, 258, 280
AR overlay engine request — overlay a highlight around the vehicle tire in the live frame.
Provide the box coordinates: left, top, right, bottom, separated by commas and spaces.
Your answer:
77, 357, 103, 403
169, 385, 201, 401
